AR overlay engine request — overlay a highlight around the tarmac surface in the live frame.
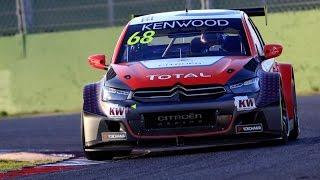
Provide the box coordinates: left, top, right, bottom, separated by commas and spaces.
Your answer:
1, 96, 320, 179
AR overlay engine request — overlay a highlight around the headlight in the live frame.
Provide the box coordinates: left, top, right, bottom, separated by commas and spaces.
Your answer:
102, 87, 132, 101
229, 77, 260, 94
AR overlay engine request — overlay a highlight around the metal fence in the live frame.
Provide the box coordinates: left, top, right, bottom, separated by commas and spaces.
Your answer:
1, 0, 320, 36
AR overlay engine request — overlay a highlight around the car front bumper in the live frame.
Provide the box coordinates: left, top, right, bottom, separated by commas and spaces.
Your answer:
82, 92, 284, 152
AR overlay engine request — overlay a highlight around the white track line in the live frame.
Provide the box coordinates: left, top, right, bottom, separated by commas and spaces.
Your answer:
0, 149, 78, 153
42, 157, 106, 166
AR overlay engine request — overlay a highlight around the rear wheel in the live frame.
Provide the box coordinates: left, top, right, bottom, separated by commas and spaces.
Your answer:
289, 77, 300, 140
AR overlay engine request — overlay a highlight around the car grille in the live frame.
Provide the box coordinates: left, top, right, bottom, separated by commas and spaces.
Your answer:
133, 85, 226, 102
144, 110, 215, 129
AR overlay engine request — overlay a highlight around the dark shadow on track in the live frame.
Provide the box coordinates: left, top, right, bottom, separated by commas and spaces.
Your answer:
110, 139, 296, 161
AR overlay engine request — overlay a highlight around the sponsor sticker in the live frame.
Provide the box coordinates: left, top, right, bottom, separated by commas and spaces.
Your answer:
146, 72, 211, 80
140, 56, 224, 69
131, 104, 137, 110
141, 19, 229, 31
101, 132, 127, 142
102, 103, 137, 118
234, 96, 256, 111
107, 104, 127, 118
236, 124, 263, 134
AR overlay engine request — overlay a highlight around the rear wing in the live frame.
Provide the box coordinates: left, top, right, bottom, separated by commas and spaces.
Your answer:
232, 7, 266, 17
131, 8, 265, 18
233, 6, 268, 25
132, 6, 268, 25
131, 14, 144, 18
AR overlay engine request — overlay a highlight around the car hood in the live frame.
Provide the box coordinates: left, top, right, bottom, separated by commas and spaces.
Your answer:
110, 56, 255, 90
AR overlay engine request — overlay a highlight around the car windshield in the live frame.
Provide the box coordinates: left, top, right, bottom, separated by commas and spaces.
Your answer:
117, 18, 250, 63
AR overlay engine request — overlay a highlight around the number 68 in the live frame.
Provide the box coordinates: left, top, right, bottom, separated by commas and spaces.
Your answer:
127, 31, 156, 45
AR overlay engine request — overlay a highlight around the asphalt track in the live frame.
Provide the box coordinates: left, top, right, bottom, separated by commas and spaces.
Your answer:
1, 96, 320, 179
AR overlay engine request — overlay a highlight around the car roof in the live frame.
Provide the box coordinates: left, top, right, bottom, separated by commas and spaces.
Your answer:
130, 9, 244, 25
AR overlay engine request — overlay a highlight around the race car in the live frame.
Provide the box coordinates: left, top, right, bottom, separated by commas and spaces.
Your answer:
82, 8, 300, 160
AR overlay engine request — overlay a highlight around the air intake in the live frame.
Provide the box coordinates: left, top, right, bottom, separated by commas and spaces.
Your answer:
106, 67, 116, 80
244, 58, 259, 72
133, 85, 226, 102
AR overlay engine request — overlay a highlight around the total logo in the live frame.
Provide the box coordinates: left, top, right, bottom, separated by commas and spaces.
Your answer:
147, 72, 212, 80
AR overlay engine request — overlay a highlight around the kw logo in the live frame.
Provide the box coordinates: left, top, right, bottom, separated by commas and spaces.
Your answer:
107, 104, 137, 119
239, 99, 255, 108
109, 107, 126, 116
108, 105, 127, 118
234, 96, 256, 111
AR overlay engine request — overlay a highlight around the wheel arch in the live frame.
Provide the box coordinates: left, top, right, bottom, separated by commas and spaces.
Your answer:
83, 83, 104, 116
277, 63, 295, 120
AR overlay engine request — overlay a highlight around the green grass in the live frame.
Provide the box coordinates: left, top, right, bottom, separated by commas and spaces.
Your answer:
0, 27, 122, 114
0, 160, 35, 172
0, 10, 319, 115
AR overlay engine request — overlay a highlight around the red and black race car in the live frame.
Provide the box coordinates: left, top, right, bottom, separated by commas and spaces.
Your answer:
82, 8, 300, 160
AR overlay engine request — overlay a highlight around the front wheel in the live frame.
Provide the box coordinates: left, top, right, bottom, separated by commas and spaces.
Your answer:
81, 112, 114, 160
280, 116, 289, 144
280, 93, 289, 144
289, 77, 300, 140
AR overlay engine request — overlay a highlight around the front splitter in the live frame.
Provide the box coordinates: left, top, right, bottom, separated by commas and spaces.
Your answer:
85, 136, 283, 155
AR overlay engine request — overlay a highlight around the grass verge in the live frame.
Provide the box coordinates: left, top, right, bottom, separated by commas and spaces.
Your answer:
0, 152, 71, 172
0, 10, 319, 115
0, 160, 36, 173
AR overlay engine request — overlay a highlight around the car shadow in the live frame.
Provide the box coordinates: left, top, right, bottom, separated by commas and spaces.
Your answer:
112, 140, 284, 161
114, 136, 320, 160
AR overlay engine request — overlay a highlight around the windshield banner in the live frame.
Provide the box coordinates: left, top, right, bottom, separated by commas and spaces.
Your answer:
142, 19, 230, 31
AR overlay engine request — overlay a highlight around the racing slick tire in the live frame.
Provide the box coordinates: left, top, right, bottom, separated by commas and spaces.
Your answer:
280, 93, 289, 144
281, 116, 289, 144
289, 77, 300, 140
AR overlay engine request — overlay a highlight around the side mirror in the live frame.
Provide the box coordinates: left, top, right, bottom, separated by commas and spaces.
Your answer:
263, 44, 283, 59
88, 54, 108, 70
